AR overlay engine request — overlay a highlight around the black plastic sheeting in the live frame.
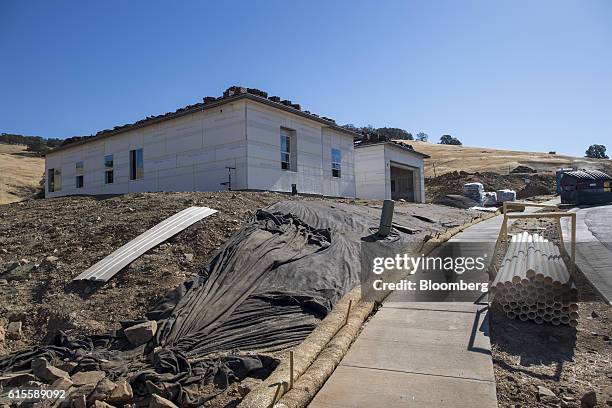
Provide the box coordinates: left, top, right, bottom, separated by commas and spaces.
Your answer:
0, 201, 423, 406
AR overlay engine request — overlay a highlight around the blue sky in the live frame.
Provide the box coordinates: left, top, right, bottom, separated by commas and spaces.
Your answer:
1, 0, 611, 156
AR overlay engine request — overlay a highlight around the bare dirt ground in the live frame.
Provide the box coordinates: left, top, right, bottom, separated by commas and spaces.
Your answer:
425, 170, 557, 203
0, 144, 44, 205
395, 140, 612, 204
399, 140, 612, 178
0, 191, 478, 358
491, 212, 612, 408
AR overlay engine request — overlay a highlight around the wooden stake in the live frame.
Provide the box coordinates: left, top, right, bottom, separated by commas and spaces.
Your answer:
270, 382, 283, 408
289, 351, 294, 390
345, 300, 353, 326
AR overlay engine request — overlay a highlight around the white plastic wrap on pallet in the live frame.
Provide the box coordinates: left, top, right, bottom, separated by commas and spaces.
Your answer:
482, 192, 498, 206
463, 182, 484, 204
74, 206, 217, 282
496, 189, 517, 203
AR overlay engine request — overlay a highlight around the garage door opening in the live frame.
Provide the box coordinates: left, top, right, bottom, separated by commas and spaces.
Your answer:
390, 165, 415, 202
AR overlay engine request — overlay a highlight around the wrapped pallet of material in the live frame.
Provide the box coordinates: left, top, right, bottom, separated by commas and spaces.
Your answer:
496, 189, 517, 203
463, 182, 484, 204
482, 191, 498, 207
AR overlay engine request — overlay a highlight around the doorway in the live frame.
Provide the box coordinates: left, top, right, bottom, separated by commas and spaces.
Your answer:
390, 164, 415, 201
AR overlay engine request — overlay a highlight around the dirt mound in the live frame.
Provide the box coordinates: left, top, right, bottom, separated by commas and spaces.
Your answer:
433, 194, 479, 209
511, 165, 537, 174
425, 171, 557, 203
0, 191, 289, 356
0, 191, 476, 358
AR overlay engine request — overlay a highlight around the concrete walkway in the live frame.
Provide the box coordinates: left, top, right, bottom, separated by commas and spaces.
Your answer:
561, 204, 612, 305
310, 202, 559, 408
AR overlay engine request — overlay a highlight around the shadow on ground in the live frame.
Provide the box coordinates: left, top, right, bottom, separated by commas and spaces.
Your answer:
489, 304, 576, 381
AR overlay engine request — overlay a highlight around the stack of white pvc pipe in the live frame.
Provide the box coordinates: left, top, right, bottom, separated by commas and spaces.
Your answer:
491, 232, 578, 326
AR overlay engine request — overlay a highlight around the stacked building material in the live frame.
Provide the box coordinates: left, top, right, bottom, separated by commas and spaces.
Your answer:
491, 232, 578, 326
482, 192, 498, 206
463, 182, 484, 204
496, 189, 517, 203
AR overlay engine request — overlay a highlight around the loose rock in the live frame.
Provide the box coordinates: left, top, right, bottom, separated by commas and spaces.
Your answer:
94, 402, 115, 408
31, 358, 70, 383
236, 378, 263, 397
537, 386, 558, 403
581, 389, 597, 407
124, 320, 157, 346
88, 378, 116, 403
71, 370, 106, 386
51, 376, 73, 391
149, 394, 178, 408
7, 321, 22, 340
57, 360, 78, 374
107, 380, 133, 405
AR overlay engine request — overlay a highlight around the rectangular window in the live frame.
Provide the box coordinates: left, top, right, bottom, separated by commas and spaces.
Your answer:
48, 168, 55, 192
48, 168, 61, 192
280, 128, 297, 171
104, 154, 114, 184
280, 132, 291, 170
331, 148, 341, 178
75, 161, 84, 188
130, 148, 144, 180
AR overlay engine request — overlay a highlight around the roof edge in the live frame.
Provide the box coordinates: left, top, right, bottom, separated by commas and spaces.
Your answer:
354, 141, 431, 159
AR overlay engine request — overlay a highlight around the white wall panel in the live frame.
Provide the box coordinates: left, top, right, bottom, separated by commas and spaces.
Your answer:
45, 98, 355, 198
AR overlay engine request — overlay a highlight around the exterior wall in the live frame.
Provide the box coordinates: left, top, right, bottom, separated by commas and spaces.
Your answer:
354, 144, 387, 199
44, 99, 357, 199
245, 101, 356, 197
354, 144, 426, 202
45, 101, 248, 198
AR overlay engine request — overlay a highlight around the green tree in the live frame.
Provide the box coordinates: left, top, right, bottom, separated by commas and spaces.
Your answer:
416, 132, 428, 142
585, 144, 609, 159
439, 134, 462, 145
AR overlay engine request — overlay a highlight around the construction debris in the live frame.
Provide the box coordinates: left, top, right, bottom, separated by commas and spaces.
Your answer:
74, 206, 217, 282
491, 232, 578, 326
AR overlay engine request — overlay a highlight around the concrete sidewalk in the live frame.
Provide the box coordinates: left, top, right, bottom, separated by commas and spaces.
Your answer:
309, 217, 506, 407
310, 202, 560, 408
561, 205, 612, 304
308, 301, 496, 408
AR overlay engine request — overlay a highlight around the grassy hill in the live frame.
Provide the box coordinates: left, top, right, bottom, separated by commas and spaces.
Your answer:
400, 140, 612, 177
0, 144, 45, 204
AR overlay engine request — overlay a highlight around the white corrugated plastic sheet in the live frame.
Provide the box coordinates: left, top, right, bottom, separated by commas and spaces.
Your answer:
73, 206, 217, 282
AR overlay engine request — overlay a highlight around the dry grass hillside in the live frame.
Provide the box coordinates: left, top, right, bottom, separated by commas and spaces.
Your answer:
0, 144, 45, 204
401, 140, 612, 177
